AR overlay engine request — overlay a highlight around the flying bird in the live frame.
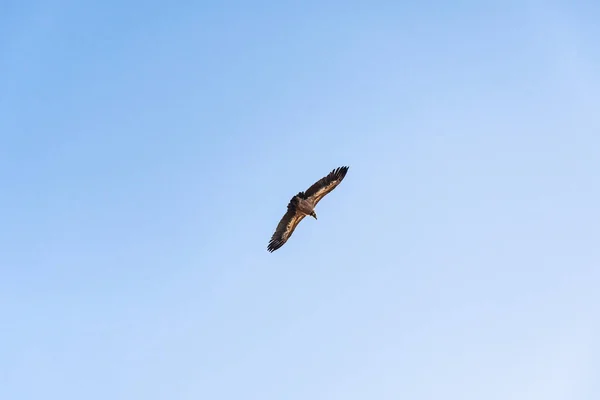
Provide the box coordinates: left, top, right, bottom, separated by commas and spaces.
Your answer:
267, 166, 349, 252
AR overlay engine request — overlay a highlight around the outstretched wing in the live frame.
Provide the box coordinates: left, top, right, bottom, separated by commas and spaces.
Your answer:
267, 197, 307, 252
304, 166, 349, 206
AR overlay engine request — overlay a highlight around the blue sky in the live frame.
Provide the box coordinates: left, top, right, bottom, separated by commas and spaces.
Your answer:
1, 1, 599, 399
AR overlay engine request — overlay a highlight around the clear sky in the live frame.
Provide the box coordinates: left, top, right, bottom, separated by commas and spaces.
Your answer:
1, 1, 599, 399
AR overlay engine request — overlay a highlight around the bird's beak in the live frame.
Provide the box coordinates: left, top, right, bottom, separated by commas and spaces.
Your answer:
312, 214, 317, 220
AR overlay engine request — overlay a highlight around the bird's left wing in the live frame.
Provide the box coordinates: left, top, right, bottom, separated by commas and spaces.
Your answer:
267, 199, 307, 252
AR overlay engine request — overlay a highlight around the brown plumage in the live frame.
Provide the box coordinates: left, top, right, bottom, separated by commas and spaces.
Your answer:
267, 166, 349, 252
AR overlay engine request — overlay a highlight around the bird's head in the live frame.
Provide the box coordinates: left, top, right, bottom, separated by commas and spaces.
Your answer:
310, 211, 317, 220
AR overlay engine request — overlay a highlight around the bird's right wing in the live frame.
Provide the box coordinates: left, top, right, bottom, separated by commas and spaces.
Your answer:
267, 200, 307, 252
304, 166, 349, 206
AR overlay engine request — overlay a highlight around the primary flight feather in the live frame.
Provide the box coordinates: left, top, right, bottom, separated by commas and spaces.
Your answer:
267, 166, 349, 252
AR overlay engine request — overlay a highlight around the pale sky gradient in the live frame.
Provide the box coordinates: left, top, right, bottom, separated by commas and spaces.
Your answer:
1, 1, 599, 399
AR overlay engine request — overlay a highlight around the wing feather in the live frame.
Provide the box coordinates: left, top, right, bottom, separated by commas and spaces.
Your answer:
304, 166, 349, 206
267, 197, 307, 252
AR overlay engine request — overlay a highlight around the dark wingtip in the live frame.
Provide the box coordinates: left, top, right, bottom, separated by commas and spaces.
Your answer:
267, 240, 282, 252
333, 166, 349, 179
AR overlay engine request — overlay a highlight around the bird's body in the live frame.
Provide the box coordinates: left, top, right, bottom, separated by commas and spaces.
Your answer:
295, 197, 317, 218
267, 166, 349, 252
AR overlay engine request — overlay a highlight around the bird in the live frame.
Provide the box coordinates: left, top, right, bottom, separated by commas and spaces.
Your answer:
267, 166, 349, 252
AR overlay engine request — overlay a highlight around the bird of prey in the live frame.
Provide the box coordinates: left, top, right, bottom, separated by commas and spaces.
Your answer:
267, 166, 349, 252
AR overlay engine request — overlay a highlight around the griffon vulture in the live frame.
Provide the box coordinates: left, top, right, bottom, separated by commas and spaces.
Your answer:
267, 166, 349, 252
